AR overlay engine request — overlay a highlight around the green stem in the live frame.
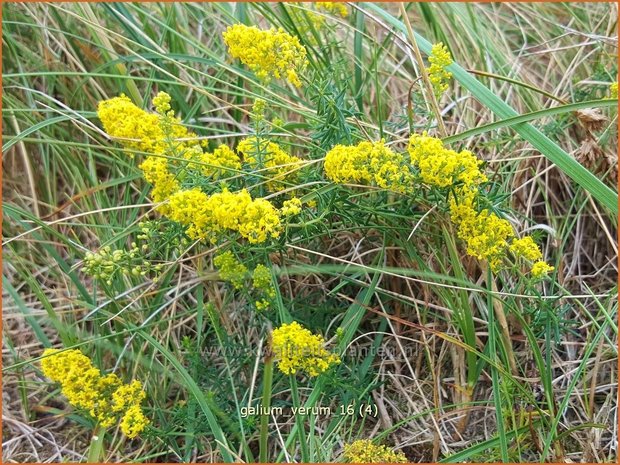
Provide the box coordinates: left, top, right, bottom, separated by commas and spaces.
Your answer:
353, 8, 365, 113
259, 353, 274, 463
487, 267, 509, 462
289, 375, 309, 462
466, 69, 568, 104
86, 424, 106, 463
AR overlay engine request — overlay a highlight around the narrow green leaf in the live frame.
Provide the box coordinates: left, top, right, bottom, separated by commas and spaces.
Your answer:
443, 99, 618, 144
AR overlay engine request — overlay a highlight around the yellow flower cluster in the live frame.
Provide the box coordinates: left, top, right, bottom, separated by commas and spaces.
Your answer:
531, 260, 554, 279
139, 155, 180, 213
450, 191, 555, 275
40, 349, 148, 438
449, 189, 515, 271
509, 236, 542, 262
343, 439, 407, 463
324, 140, 413, 192
408, 133, 486, 188
214, 251, 248, 289
223, 24, 308, 87
201, 144, 242, 179
510, 236, 554, 278
407, 132, 553, 275
426, 42, 453, 97
316, 2, 348, 17
98, 93, 288, 244
610, 82, 618, 99
237, 137, 303, 192
98, 93, 196, 157
281, 197, 302, 216
167, 188, 282, 244
271, 322, 340, 377
97, 95, 163, 155
120, 404, 150, 439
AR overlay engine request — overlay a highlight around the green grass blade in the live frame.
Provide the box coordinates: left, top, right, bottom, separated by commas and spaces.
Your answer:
443, 99, 618, 144
487, 269, 509, 462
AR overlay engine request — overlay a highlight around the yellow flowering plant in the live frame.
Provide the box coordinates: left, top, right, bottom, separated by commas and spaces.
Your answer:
6, 3, 612, 462
426, 42, 453, 98
343, 439, 407, 463
97, 92, 306, 247
223, 24, 308, 87
40, 349, 149, 439
324, 139, 414, 193
271, 321, 340, 377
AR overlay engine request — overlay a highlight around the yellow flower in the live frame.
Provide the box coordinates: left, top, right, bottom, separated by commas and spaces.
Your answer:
316, 2, 348, 17
236, 196, 282, 243
343, 439, 407, 463
97, 95, 163, 155
214, 251, 248, 289
271, 322, 340, 377
41, 349, 148, 438
223, 24, 308, 87
610, 82, 618, 99
281, 197, 302, 216
112, 380, 147, 413
201, 145, 242, 179
509, 236, 543, 262
408, 133, 486, 188
167, 188, 282, 244
152, 91, 172, 115
426, 42, 453, 97
98, 93, 197, 156
166, 188, 212, 240
119, 404, 150, 439
531, 261, 554, 279
324, 140, 413, 192
237, 137, 303, 192
41, 349, 113, 423
449, 189, 514, 271
139, 155, 180, 214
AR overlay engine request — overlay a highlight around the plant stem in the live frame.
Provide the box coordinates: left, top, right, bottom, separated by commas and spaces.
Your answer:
289, 375, 309, 462
259, 350, 274, 463
487, 267, 509, 462
487, 272, 518, 376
